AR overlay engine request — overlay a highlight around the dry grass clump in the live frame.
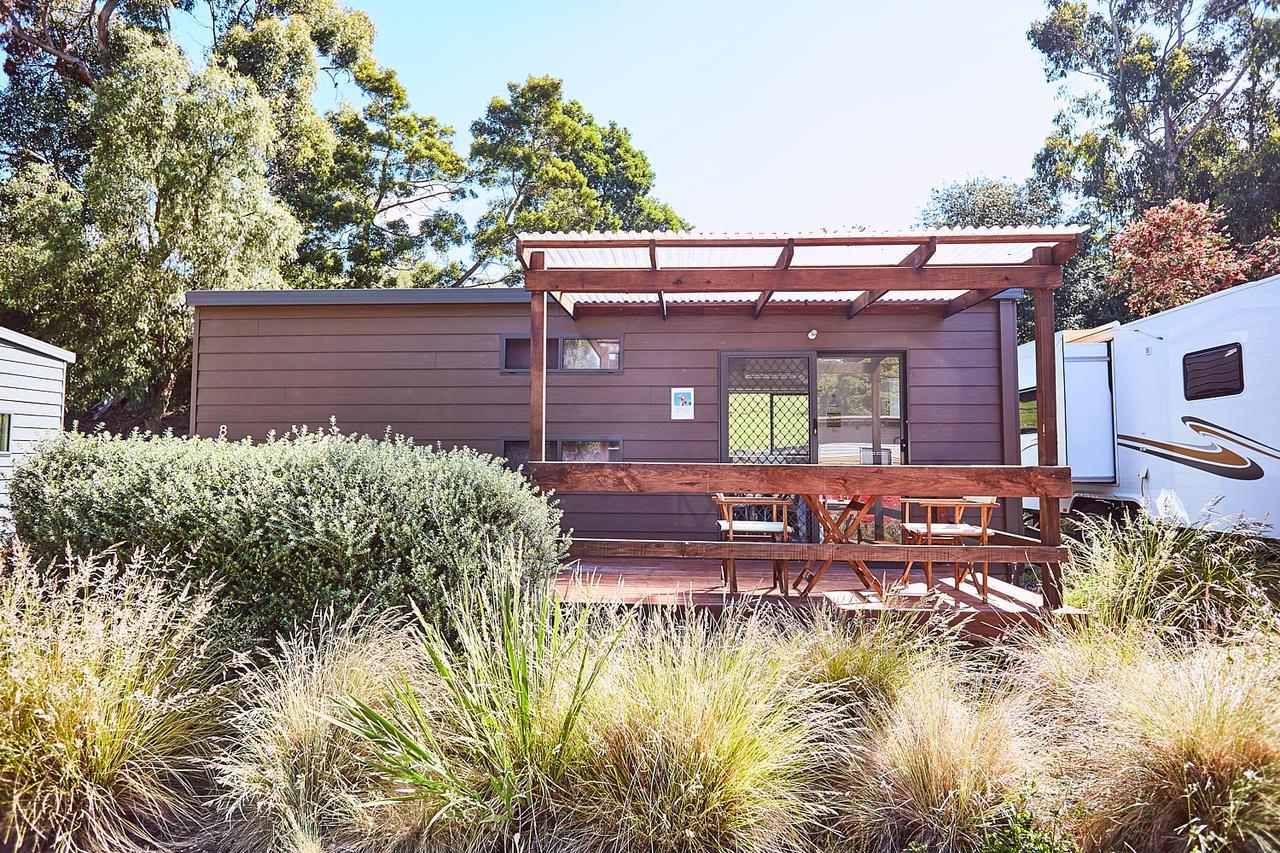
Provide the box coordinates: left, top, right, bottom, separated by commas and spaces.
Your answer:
1064, 641, 1280, 852
0, 544, 225, 853
210, 609, 429, 853
796, 609, 964, 709
564, 611, 839, 852
831, 675, 1036, 853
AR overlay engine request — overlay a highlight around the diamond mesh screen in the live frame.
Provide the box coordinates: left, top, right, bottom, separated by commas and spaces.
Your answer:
725, 355, 814, 539
725, 356, 812, 464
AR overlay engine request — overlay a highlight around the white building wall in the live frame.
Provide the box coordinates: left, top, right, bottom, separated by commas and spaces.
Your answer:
0, 340, 68, 525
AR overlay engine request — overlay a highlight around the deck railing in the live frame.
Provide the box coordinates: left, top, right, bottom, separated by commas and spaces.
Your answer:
527, 461, 1072, 609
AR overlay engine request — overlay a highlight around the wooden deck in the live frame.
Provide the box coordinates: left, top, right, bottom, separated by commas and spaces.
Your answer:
557, 557, 1084, 637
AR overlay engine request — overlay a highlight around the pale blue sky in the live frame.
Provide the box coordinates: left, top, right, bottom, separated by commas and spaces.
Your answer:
345, 0, 1063, 231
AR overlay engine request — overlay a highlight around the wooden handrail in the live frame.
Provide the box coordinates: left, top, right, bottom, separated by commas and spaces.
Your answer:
527, 462, 1073, 498
567, 538, 1069, 564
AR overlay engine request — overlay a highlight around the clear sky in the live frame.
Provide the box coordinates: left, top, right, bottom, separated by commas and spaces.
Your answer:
345, 0, 1062, 232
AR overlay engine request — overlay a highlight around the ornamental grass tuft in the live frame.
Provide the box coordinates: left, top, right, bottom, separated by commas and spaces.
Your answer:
0, 543, 225, 853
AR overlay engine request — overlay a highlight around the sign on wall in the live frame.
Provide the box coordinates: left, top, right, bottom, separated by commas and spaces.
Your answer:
671, 387, 694, 420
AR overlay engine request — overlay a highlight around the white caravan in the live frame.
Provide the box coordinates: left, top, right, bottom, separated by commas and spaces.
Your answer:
1018, 275, 1280, 534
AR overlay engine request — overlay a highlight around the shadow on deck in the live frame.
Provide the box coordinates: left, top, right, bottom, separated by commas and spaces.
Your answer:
557, 558, 1086, 638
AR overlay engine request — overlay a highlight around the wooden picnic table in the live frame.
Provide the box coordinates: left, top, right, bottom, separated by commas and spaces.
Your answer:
792, 493, 885, 597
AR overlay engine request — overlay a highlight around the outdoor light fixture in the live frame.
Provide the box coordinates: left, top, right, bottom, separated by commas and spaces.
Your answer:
807, 329, 818, 340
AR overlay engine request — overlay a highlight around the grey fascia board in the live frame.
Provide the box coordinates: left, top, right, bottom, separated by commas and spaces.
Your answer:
185, 288, 531, 307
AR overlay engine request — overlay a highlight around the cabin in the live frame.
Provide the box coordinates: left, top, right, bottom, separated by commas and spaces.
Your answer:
0, 326, 76, 528
186, 228, 1082, 632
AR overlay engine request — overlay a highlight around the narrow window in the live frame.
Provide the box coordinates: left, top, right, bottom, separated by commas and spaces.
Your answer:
561, 338, 621, 371
1183, 343, 1244, 401
559, 439, 623, 462
0, 413, 9, 453
501, 337, 618, 372
502, 337, 532, 370
500, 438, 622, 468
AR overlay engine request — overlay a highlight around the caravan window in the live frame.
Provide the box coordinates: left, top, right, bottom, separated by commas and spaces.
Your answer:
1018, 389, 1036, 435
1183, 343, 1244, 401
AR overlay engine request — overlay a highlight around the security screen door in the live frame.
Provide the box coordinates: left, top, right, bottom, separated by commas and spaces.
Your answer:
722, 353, 816, 464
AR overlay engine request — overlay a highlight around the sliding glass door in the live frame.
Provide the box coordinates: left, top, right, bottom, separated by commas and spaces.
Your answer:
720, 351, 906, 465
815, 354, 906, 465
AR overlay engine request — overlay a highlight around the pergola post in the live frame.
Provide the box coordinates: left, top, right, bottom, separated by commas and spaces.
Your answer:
1033, 287, 1064, 609
529, 251, 547, 462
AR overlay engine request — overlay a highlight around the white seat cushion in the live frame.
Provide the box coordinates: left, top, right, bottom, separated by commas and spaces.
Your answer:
902, 522, 985, 537
716, 519, 794, 536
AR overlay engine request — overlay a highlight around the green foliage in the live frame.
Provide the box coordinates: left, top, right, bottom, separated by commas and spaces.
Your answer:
1066, 501, 1280, 634
0, 545, 226, 853
10, 427, 566, 637
0, 32, 300, 413
917, 174, 1131, 337
330, 557, 618, 848
980, 794, 1078, 853
465, 75, 689, 285
1028, 0, 1280, 240
216, 3, 468, 288
920, 175, 1063, 229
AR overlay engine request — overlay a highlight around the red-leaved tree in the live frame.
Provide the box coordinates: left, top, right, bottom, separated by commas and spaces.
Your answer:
1110, 200, 1253, 316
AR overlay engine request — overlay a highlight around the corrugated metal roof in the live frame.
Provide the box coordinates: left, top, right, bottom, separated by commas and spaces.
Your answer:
570, 288, 995, 307
517, 226, 1089, 271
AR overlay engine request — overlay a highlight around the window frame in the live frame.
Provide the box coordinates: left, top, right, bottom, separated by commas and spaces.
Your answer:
1182, 342, 1245, 402
499, 436, 625, 467
499, 334, 624, 374
0, 412, 10, 454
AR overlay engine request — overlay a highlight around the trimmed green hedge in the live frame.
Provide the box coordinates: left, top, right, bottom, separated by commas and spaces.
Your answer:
11, 428, 566, 636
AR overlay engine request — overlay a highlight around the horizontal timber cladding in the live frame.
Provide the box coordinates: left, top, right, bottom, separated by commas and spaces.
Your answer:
192, 299, 1016, 540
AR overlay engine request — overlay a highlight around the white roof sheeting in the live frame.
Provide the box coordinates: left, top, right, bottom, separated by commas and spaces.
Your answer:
519, 226, 1087, 311
517, 226, 1088, 271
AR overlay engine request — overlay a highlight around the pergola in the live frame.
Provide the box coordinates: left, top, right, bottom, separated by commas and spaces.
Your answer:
516, 227, 1087, 610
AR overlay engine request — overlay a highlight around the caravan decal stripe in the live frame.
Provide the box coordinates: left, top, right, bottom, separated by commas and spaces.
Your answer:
1117, 416, 1270, 481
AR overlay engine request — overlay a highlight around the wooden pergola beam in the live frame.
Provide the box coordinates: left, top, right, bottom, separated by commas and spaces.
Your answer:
1024, 237, 1081, 266
847, 289, 887, 319
900, 236, 937, 268
754, 238, 795, 319
526, 265, 1063, 293
566, 538, 1070, 565
942, 288, 1000, 317
528, 250, 547, 463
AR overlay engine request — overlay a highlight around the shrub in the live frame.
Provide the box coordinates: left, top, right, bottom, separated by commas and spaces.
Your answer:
11, 426, 566, 636
330, 554, 618, 851
832, 677, 1036, 853
0, 544, 225, 853
1066, 501, 1280, 634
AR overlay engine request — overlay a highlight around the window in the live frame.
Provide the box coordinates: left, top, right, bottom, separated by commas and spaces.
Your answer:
1183, 343, 1244, 401
501, 336, 621, 372
0, 413, 9, 453
1018, 388, 1037, 435
501, 438, 623, 467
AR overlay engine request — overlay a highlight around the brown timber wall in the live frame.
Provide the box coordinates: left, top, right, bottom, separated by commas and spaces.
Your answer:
192, 299, 1018, 539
